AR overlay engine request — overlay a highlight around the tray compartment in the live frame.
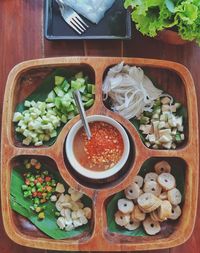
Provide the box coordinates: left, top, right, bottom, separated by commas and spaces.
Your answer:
104, 157, 187, 244
10, 64, 96, 147
102, 64, 188, 149
63, 123, 135, 189
1, 57, 198, 251
9, 155, 94, 241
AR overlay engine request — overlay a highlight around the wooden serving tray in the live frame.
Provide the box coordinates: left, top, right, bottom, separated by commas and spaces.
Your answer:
1, 57, 199, 251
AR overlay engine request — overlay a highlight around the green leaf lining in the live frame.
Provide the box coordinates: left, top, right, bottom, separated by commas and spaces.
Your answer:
107, 158, 185, 236
10, 166, 92, 239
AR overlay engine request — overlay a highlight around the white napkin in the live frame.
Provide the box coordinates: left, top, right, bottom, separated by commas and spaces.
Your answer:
63, 0, 115, 24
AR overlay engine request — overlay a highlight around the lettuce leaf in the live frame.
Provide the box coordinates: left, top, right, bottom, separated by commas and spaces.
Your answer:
125, 0, 175, 37
124, 0, 200, 45
175, 0, 200, 44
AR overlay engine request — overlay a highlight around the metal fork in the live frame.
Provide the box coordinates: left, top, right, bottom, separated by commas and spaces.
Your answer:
56, 0, 89, 34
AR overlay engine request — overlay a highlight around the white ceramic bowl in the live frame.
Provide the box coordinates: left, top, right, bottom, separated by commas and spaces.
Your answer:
65, 115, 130, 179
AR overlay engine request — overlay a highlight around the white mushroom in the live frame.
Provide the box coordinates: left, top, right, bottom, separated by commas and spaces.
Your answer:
57, 217, 66, 230
71, 202, 80, 211
80, 215, 88, 225
55, 201, 62, 211
50, 195, 57, 202
58, 193, 65, 203
65, 223, 74, 231
65, 218, 73, 226
73, 218, 83, 228
54, 186, 92, 231
68, 187, 75, 194
64, 194, 71, 202
60, 208, 71, 219
76, 209, 85, 218
71, 211, 78, 220
61, 202, 72, 209
76, 201, 84, 209
83, 207, 92, 219
56, 183, 65, 193
71, 191, 83, 202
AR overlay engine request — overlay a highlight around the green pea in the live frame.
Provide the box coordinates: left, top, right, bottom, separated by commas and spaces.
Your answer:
23, 191, 29, 198
36, 182, 41, 188
21, 185, 28, 190
34, 198, 40, 205
31, 187, 36, 193
55, 211, 60, 217
29, 176, 35, 182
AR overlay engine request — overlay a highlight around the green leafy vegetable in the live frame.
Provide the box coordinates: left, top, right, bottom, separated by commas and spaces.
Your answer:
124, 0, 200, 45
174, 1, 200, 44
165, 0, 175, 13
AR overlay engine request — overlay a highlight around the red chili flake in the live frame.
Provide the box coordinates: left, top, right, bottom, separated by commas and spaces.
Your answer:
45, 176, 51, 182
32, 192, 37, 197
37, 192, 42, 198
74, 121, 124, 171
46, 186, 52, 192
37, 177, 43, 183
25, 179, 30, 185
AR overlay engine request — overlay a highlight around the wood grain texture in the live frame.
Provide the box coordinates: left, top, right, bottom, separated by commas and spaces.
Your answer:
0, 1, 44, 253
0, 1, 200, 253
0, 0, 43, 129
44, 40, 85, 57
1, 57, 199, 251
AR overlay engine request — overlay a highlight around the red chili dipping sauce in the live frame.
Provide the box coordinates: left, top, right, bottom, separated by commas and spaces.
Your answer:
73, 121, 124, 171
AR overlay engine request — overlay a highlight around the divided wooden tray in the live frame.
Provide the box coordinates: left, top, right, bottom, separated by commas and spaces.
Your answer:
1, 57, 199, 251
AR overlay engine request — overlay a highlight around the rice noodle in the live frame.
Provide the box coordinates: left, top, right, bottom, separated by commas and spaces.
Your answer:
103, 62, 163, 119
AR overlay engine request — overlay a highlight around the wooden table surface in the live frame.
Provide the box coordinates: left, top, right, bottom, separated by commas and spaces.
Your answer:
0, 1, 200, 252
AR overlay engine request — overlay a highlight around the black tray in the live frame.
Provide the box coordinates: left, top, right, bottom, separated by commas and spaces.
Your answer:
44, 0, 132, 40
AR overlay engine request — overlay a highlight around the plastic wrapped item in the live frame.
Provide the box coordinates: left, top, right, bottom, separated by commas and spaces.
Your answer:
63, 0, 115, 24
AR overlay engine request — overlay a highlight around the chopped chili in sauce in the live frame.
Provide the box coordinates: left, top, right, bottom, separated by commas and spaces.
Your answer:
73, 121, 124, 171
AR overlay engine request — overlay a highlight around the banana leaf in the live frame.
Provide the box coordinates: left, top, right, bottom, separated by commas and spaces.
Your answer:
107, 158, 185, 236
10, 165, 92, 239
14, 68, 90, 146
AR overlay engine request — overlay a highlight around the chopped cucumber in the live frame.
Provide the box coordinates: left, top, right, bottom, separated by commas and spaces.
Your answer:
54, 87, 65, 97
13, 112, 23, 122
84, 99, 94, 108
46, 91, 56, 103
55, 76, 65, 86
24, 100, 31, 107
71, 80, 83, 90
14, 72, 95, 146
87, 83, 95, 94
61, 80, 70, 92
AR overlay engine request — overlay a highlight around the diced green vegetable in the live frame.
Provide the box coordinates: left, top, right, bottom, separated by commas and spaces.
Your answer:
54, 87, 65, 97
55, 76, 65, 86
140, 116, 149, 125
13, 112, 23, 122
61, 80, 70, 92
24, 100, 31, 107
84, 99, 94, 108
46, 91, 56, 103
14, 72, 95, 146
